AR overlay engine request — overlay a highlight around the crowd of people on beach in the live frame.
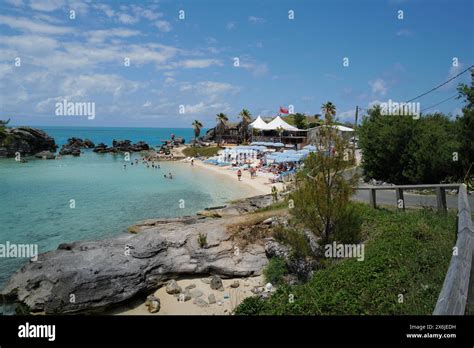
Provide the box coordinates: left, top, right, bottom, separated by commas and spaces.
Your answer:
122, 156, 174, 179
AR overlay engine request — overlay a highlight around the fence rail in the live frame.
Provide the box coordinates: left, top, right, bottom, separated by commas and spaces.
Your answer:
356, 182, 473, 314
433, 184, 474, 315
356, 183, 461, 212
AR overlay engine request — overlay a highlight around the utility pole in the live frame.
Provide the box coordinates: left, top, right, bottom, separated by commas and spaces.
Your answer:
353, 106, 359, 159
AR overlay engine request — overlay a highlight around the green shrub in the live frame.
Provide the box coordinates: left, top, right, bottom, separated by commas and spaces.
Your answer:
273, 226, 312, 259
358, 107, 465, 184
234, 296, 268, 315
197, 233, 207, 248
332, 203, 363, 243
236, 205, 456, 315
263, 257, 288, 285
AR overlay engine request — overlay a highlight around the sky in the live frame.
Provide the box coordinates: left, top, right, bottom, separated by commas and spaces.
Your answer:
0, 0, 473, 128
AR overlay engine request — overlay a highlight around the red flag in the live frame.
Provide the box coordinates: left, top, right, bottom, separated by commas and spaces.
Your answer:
279, 106, 289, 114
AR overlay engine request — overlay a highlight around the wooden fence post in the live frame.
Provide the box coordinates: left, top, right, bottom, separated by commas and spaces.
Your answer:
396, 188, 405, 211
436, 187, 447, 213
369, 189, 376, 209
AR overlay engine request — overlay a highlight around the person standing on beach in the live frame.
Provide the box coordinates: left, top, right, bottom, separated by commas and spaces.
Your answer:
237, 169, 242, 181
191, 159, 194, 166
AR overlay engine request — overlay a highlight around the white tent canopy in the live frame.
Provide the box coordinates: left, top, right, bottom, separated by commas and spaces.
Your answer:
266, 116, 299, 131
249, 115, 272, 130
321, 125, 354, 132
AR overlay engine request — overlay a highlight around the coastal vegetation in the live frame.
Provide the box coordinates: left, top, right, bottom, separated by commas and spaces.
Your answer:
263, 257, 288, 285
0, 119, 12, 144
282, 113, 322, 129
182, 146, 220, 158
238, 108, 252, 143
192, 120, 203, 142
197, 233, 207, 248
236, 205, 456, 315
358, 77, 474, 186
290, 102, 359, 246
215, 113, 229, 144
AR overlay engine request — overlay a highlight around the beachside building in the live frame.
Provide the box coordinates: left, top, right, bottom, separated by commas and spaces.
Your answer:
306, 124, 355, 144
250, 116, 308, 148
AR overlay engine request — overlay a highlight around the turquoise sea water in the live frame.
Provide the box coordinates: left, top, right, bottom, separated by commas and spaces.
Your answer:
0, 127, 247, 288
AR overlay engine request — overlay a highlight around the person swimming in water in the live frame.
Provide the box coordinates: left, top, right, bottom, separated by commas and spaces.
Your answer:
168, 172, 173, 179
123, 164, 127, 170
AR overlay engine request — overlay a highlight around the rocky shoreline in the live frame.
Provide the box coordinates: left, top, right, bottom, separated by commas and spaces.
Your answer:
0, 126, 57, 158
0, 195, 277, 314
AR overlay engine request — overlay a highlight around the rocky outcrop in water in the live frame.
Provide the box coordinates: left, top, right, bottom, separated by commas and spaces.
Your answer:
92, 140, 150, 154
34, 151, 56, 160
0, 195, 273, 314
0, 127, 57, 158
59, 137, 95, 156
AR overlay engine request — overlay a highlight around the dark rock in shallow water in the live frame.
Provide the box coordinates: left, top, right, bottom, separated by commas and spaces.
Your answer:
34, 150, 55, 160
93, 143, 108, 153
0, 127, 57, 158
0, 195, 273, 314
92, 140, 150, 153
59, 137, 96, 156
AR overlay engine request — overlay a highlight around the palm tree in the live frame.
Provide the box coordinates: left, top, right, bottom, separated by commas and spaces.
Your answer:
215, 113, 229, 145
321, 102, 336, 123
238, 109, 252, 143
192, 120, 203, 145
276, 126, 284, 142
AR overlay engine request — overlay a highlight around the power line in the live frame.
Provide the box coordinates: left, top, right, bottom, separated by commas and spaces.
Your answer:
405, 65, 473, 103
357, 65, 472, 114
420, 94, 458, 113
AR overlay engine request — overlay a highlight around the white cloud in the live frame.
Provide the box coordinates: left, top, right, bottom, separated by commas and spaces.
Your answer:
68, 0, 89, 15
248, 16, 265, 23
179, 59, 222, 69
442, 62, 465, 90
396, 29, 413, 37
154, 20, 172, 32
93, 4, 115, 18
226, 22, 236, 30
452, 107, 463, 116
369, 78, 388, 96
0, 15, 74, 34
338, 109, 356, 121
0, 34, 59, 52
85, 28, 141, 44
179, 81, 239, 102
184, 101, 231, 115
164, 77, 175, 85
130, 5, 162, 20
368, 100, 383, 108
117, 13, 139, 25
6, 0, 24, 7
29, 0, 65, 12
241, 61, 269, 77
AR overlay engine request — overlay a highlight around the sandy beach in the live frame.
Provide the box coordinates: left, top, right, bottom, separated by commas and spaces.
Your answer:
113, 276, 266, 315
191, 158, 284, 197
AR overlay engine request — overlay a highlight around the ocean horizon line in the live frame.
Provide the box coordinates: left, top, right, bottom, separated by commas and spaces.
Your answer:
8, 125, 200, 130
